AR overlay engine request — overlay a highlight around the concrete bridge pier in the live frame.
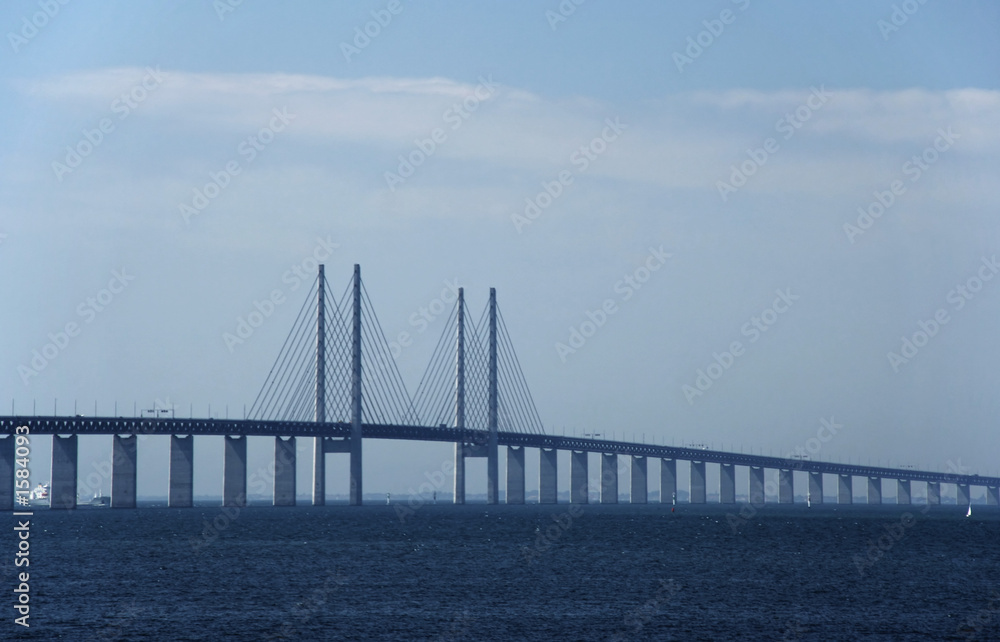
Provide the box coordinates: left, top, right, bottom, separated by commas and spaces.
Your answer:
808, 472, 823, 504
455, 439, 486, 503
749, 466, 765, 507
897, 479, 911, 505
868, 477, 882, 505
486, 442, 499, 506
660, 458, 676, 504
601, 453, 618, 504
350, 438, 363, 506
486, 288, 499, 506
274, 437, 296, 506
571, 451, 588, 504
838, 474, 852, 504
927, 481, 940, 505
506, 446, 525, 504
778, 469, 794, 504
690, 461, 706, 504
453, 443, 465, 504
111, 434, 137, 508
719, 463, 735, 504
50, 435, 78, 509
312, 437, 325, 506
987, 486, 999, 506
169, 435, 193, 507
630, 456, 647, 504
224, 435, 247, 507
0, 436, 13, 511
957, 484, 970, 510
539, 448, 557, 504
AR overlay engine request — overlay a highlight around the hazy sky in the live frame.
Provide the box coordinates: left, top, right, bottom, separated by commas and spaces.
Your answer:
3, 1, 999, 499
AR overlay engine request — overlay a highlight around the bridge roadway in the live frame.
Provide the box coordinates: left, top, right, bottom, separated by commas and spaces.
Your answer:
3, 415, 997, 490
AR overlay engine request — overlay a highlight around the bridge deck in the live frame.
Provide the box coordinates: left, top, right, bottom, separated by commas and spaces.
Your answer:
2, 416, 996, 488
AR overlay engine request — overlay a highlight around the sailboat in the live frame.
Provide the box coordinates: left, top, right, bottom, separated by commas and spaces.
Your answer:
966, 503, 972, 518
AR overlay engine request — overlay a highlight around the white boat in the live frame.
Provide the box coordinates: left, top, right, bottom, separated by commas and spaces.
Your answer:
966, 504, 972, 518
29, 483, 49, 505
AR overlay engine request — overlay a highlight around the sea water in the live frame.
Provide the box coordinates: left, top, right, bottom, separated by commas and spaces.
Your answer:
6, 504, 1000, 640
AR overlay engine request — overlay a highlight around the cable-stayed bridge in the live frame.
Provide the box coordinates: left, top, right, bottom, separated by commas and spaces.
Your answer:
2, 265, 998, 510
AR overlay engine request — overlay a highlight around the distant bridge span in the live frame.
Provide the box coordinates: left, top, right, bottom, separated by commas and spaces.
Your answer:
2, 415, 996, 509
3, 264, 997, 510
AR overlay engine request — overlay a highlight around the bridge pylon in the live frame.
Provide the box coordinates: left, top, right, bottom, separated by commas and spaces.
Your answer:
487, 287, 499, 505
252, 263, 416, 506
310, 263, 363, 506
437, 285, 540, 504
313, 264, 326, 506
349, 264, 363, 506
453, 287, 466, 504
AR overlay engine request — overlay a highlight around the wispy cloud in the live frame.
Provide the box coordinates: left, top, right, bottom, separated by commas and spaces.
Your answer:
21, 70, 999, 185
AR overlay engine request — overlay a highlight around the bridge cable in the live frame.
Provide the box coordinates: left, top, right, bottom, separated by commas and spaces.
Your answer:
411, 302, 459, 425
253, 283, 319, 420
360, 282, 418, 424
248, 276, 318, 419
497, 307, 545, 434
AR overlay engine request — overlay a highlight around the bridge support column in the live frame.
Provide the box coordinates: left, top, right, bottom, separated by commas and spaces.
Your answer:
867, 477, 882, 505
601, 453, 618, 504
50, 435, 77, 509
897, 479, 911, 505
838, 474, 852, 504
719, 463, 735, 504
349, 434, 363, 506
808, 472, 823, 505
486, 288, 499, 506
779, 469, 794, 504
315, 265, 327, 507
169, 435, 193, 507
957, 484, 970, 509
506, 446, 525, 504
312, 438, 325, 506
486, 445, 499, 505
0, 436, 13, 511
630, 456, 647, 504
453, 287, 466, 506
223, 435, 247, 507
111, 434, 137, 508
690, 461, 706, 504
660, 458, 676, 504
539, 449, 557, 504
453, 444, 465, 504
987, 486, 999, 506
927, 481, 940, 505
274, 437, 296, 506
749, 466, 764, 507
571, 451, 588, 504
350, 265, 363, 507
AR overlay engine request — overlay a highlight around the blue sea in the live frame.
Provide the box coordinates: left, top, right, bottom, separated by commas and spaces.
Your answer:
7, 504, 1000, 640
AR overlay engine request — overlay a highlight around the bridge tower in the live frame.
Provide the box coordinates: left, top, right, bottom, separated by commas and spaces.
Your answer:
313, 264, 327, 506
413, 280, 546, 504
453, 288, 466, 504
350, 264, 363, 506
487, 287, 499, 505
